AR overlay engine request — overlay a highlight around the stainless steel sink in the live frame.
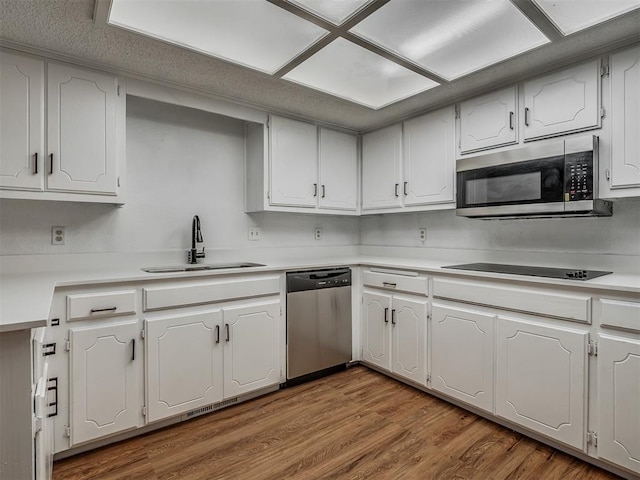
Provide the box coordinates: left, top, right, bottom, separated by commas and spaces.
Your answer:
142, 262, 265, 273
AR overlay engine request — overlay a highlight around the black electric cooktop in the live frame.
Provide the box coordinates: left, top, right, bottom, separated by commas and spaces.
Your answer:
442, 263, 612, 281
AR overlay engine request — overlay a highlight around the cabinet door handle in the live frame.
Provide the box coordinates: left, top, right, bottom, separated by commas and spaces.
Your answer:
391, 309, 396, 325
384, 307, 389, 323
321, 185, 325, 198
404, 181, 408, 196
49, 153, 53, 174
215, 325, 220, 344
313, 183, 318, 197
524, 107, 530, 127
394, 183, 399, 197
33, 153, 38, 174
90, 307, 117, 314
131, 339, 135, 361
225, 323, 230, 342
509, 111, 514, 130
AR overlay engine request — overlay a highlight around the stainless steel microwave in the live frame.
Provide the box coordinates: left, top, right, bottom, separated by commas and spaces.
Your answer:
456, 135, 612, 219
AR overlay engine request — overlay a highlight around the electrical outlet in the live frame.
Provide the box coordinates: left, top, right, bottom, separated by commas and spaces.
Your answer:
419, 227, 427, 243
248, 227, 261, 241
315, 228, 322, 240
52, 226, 66, 245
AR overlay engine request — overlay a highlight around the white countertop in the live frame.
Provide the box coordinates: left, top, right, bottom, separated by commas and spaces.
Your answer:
1, 251, 639, 333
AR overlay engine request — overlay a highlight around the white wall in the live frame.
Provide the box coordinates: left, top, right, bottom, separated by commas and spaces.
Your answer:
0, 97, 359, 256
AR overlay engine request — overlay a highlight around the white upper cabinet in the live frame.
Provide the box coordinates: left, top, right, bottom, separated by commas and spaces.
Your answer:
269, 115, 318, 207
609, 45, 640, 189
459, 86, 517, 153
403, 107, 455, 206
523, 59, 601, 141
318, 128, 358, 211
47, 63, 119, 194
362, 124, 403, 210
0, 51, 45, 191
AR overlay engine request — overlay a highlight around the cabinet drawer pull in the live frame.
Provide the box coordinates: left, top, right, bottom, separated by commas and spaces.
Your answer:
215, 325, 220, 344
49, 153, 53, 174
313, 183, 318, 197
391, 309, 396, 325
524, 107, 530, 127
382, 281, 397, 288
225, 323, 230, 342
90, 307, 117, 314
33, 152, 38, 174
384, 307, 389, 323
509, 111, 514, 130
131, 339, 135, 361
321, 185, 325, 198
394, 183, 399, 197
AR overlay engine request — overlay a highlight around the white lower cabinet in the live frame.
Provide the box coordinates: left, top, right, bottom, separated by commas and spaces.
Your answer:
431, 304, 495, 413
496, 316, 588, 450
69, 320, 141, 446
597, 334, 640, 474
362, 291, 426, 385
145, 299, 281, 423
145, 310, 224, 423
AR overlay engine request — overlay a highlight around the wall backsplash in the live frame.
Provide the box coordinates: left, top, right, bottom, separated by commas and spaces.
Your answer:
0, 97, 358, 256
0, 96, 638, 260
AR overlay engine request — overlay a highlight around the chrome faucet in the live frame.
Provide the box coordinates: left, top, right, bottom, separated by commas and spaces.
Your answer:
187, 215, 205, 264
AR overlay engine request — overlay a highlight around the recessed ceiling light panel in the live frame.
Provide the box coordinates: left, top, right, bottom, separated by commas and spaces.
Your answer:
349, 0, 550, 81
283, 38, 439, 109
286, 0, 374, 24
533, 0, 640, 35
108, 0, 328, 74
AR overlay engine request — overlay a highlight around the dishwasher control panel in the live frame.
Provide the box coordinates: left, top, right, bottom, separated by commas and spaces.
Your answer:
286, 268, 351, 292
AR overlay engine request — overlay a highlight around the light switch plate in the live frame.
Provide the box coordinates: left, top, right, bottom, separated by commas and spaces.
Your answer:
249, 227, 261, 241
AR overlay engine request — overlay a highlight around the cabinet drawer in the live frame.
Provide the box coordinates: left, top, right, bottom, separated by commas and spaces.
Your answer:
433, 278, 591, 323
67, 290, 136, 321
143, 276, 280, 311
362, 270, 428, 296
599, 299, 640, 332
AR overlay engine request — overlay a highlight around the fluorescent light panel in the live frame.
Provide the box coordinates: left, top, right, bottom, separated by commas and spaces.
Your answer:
108, 0, 328, 74
283, 38, 439, 109
286, 0, 374, 24
350, 0, 550, 81
533, 0, 640, 35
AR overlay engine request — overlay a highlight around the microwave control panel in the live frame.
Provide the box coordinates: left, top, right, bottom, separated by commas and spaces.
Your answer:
565, 151, 593, 201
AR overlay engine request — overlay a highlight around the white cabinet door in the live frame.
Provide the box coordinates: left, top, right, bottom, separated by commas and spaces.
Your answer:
69, 320, 140, 445
597, 334, 640, 474
362, 124, 402, 210
496, 317, 588, 450
222, 300, 281, 398
145, 310, 223, 423
610, 45, 640, 189
0, 51, 44, 190
362, 292, 392, 371
403, 107, 455, 206
47, 63, 118, 194
523, 59, 601, 140
431, 304, 495, 413
459, 86, 517, 153
318, 128, 358, 211
390, 295, 426, 385
269, 115, 318, 207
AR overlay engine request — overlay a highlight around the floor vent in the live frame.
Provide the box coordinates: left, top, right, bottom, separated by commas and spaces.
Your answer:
184, 398, 239, 419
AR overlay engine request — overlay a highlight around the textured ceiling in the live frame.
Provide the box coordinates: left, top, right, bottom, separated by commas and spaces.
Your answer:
0, 0, 639, 132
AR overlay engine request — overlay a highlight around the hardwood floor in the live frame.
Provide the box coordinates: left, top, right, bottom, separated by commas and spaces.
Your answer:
53, 366, 622, 480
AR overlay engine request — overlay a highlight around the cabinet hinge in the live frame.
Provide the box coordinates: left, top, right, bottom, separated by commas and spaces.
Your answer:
64, 339, 70, 352
117, 85, 121, 96
426, 372, 431, 383
605, 169, 610, 181
33, 415, 43, 437
142, 406, 147, 417
266, 118, 270, 129
588, 340, 598, 356
587, 431, 598, 447
454, 105, 460, 119
64, 425, 71, 438
600, 65, 610, 77
140, 329, 145, 340
600, 107, 605, 118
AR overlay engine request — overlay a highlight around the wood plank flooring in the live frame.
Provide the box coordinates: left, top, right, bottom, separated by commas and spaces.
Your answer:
53, 366, 622, 480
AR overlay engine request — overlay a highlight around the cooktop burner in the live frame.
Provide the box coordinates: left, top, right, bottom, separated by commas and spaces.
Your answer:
442, 263, 612, 281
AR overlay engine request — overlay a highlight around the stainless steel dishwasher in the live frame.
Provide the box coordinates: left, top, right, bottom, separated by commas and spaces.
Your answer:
286, 268, 352, 384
